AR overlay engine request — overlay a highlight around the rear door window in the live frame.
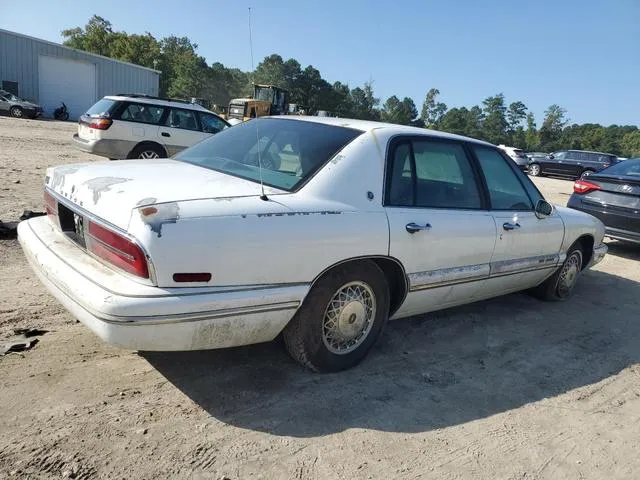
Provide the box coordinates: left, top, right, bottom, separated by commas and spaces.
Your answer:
165, 109, 200, 131
119, 103, 165, 124
386, 138, 482, 209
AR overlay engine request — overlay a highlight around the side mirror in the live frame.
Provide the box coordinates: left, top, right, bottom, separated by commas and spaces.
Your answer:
535, 199, 554, 218
547, 154, 554, 160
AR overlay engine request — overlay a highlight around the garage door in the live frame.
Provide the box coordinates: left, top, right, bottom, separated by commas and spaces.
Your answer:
38, 55, 97, 120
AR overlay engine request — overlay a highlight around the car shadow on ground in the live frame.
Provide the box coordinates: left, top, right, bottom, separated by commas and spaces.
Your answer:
143, 269, 640, 438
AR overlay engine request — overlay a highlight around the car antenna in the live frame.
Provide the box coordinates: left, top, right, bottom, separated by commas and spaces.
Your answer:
249, 6, 268, 201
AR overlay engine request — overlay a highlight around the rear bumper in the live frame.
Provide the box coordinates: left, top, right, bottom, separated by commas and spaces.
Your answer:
72, 134, 134, 160
18, 216, 307, 351
567, 196, 640, 245
605, 227, 640, 245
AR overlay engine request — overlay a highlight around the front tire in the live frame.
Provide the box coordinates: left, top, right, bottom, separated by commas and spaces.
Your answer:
531, 245, 583, 301
283, 261, 390, 372
10, 106, 23, 118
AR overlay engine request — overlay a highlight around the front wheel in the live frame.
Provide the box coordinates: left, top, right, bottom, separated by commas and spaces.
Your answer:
283, 261, 390, 372
530, 245, 583, 301
10, 106, 23, 118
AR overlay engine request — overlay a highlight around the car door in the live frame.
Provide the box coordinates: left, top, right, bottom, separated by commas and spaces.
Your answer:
385, 137, 497, 319
546, 151, 569, 175
159, 108, 208, 156
472, 146, 565, 295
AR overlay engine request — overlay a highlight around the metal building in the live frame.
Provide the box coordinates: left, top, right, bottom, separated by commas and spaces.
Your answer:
0, 28, 160, 119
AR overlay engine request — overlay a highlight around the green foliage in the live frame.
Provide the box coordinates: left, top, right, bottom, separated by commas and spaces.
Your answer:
420, 88, 447, 128
64, 16, 637, 153
381, 96, 417, 125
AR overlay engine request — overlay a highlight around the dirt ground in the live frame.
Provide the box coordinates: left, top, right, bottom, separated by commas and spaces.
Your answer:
1, 115, 639, 480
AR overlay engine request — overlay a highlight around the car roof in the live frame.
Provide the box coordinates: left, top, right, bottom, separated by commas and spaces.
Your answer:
266, 116, 495, 147
104, 95, 214, 113
562, 149, 616, 156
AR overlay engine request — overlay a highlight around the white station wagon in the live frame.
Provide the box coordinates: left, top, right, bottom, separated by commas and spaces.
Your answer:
19, 117, 607, 372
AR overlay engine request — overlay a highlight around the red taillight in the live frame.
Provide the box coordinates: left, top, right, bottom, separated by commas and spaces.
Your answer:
85, 220, 149, 278
88, 118, 113, 130
44, 190, 60, 227
80, 115, 112, 130
573, 179, 602, 194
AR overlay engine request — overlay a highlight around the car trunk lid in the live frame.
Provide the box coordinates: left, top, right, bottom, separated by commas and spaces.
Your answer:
45, 159, 284, 230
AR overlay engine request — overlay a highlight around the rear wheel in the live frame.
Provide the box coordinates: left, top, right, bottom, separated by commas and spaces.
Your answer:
528, 163, 541, 176
283, 261, 390, 372
530, 245, 583, 301
580, 169, 595, 178
129, 143, 165, 160
10, 106, 23, 118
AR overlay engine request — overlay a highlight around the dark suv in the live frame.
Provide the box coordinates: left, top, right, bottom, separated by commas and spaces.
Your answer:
528, 150, 618, 179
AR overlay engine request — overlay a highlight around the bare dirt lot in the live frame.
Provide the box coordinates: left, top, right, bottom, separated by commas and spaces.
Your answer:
1, 116, 639, 479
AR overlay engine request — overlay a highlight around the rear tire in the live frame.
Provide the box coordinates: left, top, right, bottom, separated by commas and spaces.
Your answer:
128, 143, 166, 160
10, 106, 23, 118
530, 244, 583, 301
528, 163, 541, 176
580, 169, 595, 178
283, 261, 390, 372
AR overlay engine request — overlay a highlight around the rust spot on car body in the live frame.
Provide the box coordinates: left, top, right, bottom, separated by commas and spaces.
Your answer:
139, 202, 180, 237
82, 177, 132, 205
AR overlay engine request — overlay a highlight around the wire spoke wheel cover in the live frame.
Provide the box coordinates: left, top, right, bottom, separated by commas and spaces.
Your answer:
322, 281, 377, 355
557, 251, 582, 297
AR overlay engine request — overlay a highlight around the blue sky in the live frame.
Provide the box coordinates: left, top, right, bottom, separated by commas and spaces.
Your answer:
2, 0, 638, 125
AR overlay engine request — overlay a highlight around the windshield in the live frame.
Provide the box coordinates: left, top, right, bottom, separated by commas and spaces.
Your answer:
2, 92, 22, 102
599, 159, 640, 177
174, 118, 362, 191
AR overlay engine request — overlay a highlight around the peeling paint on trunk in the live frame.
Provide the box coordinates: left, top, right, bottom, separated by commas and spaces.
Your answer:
139, 202, 180, 237
82, 177, 132, 205
50, 166, 79, 191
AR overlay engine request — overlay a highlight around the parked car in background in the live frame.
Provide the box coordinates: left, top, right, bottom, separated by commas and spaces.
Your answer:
528, 149, 619, 179
568, 158, 640, 245
526, 152, 547, 160
72, 94, 230, 160
0, 90, 43, 118
20, 117, 608, 372
498, 144, 529, 171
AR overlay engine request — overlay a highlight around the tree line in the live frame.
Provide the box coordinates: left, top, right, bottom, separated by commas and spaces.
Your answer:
63, 16, 640, 157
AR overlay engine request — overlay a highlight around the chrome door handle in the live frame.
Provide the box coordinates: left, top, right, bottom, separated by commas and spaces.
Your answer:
503, 222, 521, 231
406, 222, 432, 234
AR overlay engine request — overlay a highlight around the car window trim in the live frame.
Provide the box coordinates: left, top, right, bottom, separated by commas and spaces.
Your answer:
468, 145, 538, 212
383, 134, 487, 210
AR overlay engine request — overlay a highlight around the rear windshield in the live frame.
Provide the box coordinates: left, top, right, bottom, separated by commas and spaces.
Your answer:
599, 159, 640, 177
174, 118, 362, 191
86, 99, 117, 117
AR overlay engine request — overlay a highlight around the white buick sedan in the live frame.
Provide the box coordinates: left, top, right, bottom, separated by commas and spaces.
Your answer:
19, 117, 607, 372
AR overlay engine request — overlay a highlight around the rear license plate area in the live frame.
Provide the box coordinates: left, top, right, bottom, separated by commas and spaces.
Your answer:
58, 202, 86, 248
